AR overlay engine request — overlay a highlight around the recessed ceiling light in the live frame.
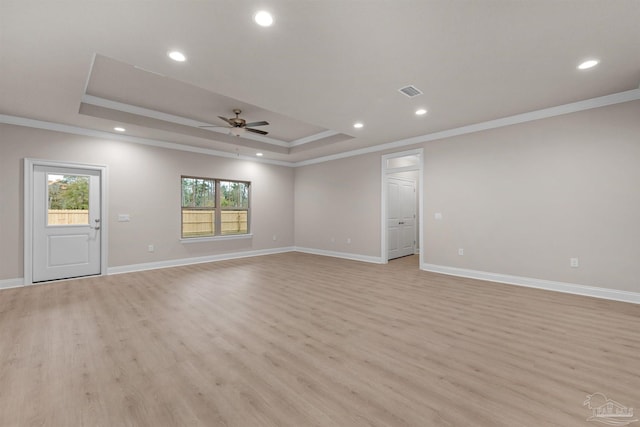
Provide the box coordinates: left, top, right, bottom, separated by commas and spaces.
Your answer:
415, 108, 427, 116
114, 127, 126, 132
256, 152, 264, 157
168, 51, 186, 62
254, 11, 273, 27
353, 122, 364, 129
577, 59, 599, 70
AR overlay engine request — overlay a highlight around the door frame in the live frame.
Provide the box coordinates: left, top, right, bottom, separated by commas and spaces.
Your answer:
380, 148, 424, 265
24, 158, 109, 285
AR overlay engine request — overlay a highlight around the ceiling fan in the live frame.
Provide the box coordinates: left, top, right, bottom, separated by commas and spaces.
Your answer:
200, 109, 269, 136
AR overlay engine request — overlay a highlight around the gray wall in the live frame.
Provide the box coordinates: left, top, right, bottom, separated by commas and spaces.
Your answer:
422, 100, 640, 292
3, 99, 640, 294
294, 100, 640, 293
294, 152, 381, 256
0, 124, 295, 280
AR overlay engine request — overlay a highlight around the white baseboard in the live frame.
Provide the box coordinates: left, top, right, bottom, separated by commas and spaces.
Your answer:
422, 263, 640, 305
0, 277, 25, 289
5, 254, 637, 305
1, 246, 376, 290
107, 247, 296, 275
294, 247, 384, 264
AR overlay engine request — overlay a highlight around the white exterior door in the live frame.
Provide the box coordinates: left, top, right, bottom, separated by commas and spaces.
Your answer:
387, 177, 416, 260
32, 165, 102, 282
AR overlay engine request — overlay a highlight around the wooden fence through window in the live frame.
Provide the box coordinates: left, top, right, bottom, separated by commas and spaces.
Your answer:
48, 209, 89, 225
182, 210, 247, 237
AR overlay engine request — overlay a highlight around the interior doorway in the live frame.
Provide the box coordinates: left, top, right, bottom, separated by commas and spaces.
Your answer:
381, 149, 423, 266
387, 176, 416, 260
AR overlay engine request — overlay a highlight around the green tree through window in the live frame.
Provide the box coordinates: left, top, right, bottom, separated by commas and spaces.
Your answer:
48, 175, 89, 210
220, 181, 249, 208
182, 177, 215, 208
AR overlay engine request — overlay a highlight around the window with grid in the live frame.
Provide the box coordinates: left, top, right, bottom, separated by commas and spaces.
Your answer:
181, 176, 250, 238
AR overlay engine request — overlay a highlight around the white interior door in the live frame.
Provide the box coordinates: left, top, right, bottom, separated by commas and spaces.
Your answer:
387, 177, 416, 260
32, 165, 102, 282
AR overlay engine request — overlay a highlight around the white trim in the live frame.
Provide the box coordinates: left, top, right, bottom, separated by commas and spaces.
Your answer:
4, 247, 375, 289
381, 149, 424, 266
4, 251, 639, 305
293, 88, 640, 167
422, 263, 640, 305
290, 130, 340, 147
294, 247, 384, 264
0, 278, 24, 290
82, 95, 342, 149
108, 246, 295, 275
24, 159, 109, 285
81, 95, 291, 148
384, 165, 419, 174
1, 114, 292, 167
2, 89, 639, 167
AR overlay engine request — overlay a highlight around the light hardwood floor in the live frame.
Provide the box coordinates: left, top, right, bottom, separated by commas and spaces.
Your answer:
1, 253, 639, 426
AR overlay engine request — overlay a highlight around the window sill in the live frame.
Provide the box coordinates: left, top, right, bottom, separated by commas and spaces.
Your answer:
180, 234, 253, 244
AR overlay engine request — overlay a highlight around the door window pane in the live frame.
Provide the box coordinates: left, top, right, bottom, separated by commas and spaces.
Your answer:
47, 174, 89, 225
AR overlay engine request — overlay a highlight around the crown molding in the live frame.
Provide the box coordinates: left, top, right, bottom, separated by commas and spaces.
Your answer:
0, 114, 293, 167
81, 94, 291, 148
3, 89, 639, 168
289, 130, 340, 147
292, 88, 640, 167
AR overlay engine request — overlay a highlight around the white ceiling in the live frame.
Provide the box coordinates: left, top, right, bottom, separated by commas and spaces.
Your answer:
1, 0, 639, 163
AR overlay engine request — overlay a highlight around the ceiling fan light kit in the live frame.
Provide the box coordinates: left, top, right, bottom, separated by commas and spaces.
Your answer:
229, 127, 245, 137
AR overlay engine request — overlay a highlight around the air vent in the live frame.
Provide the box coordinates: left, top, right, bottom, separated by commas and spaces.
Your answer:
398, 85, 423, 98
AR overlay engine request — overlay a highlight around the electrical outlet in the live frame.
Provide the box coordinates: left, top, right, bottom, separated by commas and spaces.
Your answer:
434, 212, 443, 220
458, 248, 464, 256
272, 235, 277, 241
347, 238, 351, 244
570, 257, 579, 268
148, 244, 155, 253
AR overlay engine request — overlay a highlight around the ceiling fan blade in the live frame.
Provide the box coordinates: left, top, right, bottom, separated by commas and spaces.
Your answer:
245, 127, 269, 136
218, 116, 234, 126
244, 121, 269, 127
